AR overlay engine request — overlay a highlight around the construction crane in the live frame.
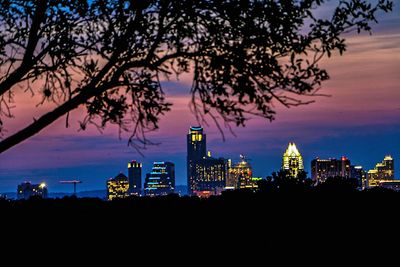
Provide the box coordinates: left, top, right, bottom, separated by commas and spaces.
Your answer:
60, 180, 82, 196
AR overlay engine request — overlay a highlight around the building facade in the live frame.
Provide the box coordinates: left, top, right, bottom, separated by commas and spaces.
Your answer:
228, 155, 253, 189
282, 142, 304, 178
107, 173, 130, 201
192, 156, 228, 196
187, 126, 207, 195
367, 155, 395, 187
144, 162, 175, 196
187, 126, 228, 196
350, 165, 366, 189
17, 182, 48, 200
249, 177, 263, 190
311, 157, 351, 183
128, 160, 142, 196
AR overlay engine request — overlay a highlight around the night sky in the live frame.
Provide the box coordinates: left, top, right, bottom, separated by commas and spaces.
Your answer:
0, 2, 399, 193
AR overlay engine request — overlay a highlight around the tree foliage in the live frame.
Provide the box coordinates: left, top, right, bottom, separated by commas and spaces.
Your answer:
0, 0, 393, 153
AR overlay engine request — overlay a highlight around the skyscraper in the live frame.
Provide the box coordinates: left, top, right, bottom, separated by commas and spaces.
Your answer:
107, 173, 129, 201
350, 165, 366, 189
187, 126, 228, 196
228, 155, 253, 189
282, 142, 304, 178
128, 160, 142, 196
17, 182, 48, 200
144, 162, 175, 196
187, 126, 207, 195
311, 156, 351, 183
192, 156, 228, 196
367, 155, 395, 187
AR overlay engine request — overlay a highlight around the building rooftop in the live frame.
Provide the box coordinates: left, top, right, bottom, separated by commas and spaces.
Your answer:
283, 142, 301, 157
113, 173, 128, 181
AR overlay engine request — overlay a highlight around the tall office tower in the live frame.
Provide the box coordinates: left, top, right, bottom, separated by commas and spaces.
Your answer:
128, 160, 142, 196
311, 156, 351, 183
282, 142, 304, 178
226, 158, 236, 189
144, 162, 175, 196
17, 182, 48, 200
350, 165, 366, 188
187, 126, 229, 196
228, 155, 253, 189
367, 155, 395, 187
187, 126, 207, 195
107, 173, 130, 201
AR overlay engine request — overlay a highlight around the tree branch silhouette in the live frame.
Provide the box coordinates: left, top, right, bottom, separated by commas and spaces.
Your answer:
0, 0, 393, 153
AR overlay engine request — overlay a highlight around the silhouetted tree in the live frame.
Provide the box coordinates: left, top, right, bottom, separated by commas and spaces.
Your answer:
364, 186, 398, 194
0, 0, 392, 153
315, 176, 359, 193
260, 169, 312, 193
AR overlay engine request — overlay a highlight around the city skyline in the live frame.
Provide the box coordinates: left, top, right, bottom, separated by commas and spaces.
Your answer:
0, 2, 399, 192
1, 131, 397, 194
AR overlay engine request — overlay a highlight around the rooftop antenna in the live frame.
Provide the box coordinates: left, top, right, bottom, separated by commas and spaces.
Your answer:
239, 154, 252, 164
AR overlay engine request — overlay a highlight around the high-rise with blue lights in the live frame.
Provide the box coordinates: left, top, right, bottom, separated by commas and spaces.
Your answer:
144, 162, 175, 196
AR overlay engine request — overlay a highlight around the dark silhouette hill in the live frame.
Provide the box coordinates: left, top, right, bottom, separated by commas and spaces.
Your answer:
1, 184, 399, 258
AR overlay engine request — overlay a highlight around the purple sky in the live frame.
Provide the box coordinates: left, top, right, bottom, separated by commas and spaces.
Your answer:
0, 2, 399, 193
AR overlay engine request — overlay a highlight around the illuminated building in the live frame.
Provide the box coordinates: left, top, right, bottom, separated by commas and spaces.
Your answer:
17, 182, 48, 200
350, 165, 366, 189
282, 142, 304, 178
311, 157, 351, 183
187, 126, 228, 196
144, 162, 175, 196
195, 190, 214, 198
225, 159, 236, 189
107, 173, 129, 201
228, 155, 253, 189
367, 155, 395, 187
192, 156, 228, 196
250, 177, 263, 189
128, 160, 142, 196
187, 126, 207, 195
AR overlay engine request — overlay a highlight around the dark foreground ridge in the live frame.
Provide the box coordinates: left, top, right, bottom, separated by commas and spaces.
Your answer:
1, 183, 399, 256
2, 181, 399, 225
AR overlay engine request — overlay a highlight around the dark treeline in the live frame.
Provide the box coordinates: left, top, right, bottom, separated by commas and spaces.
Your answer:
1, 177, 399, 254
1, 176, 398, 217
